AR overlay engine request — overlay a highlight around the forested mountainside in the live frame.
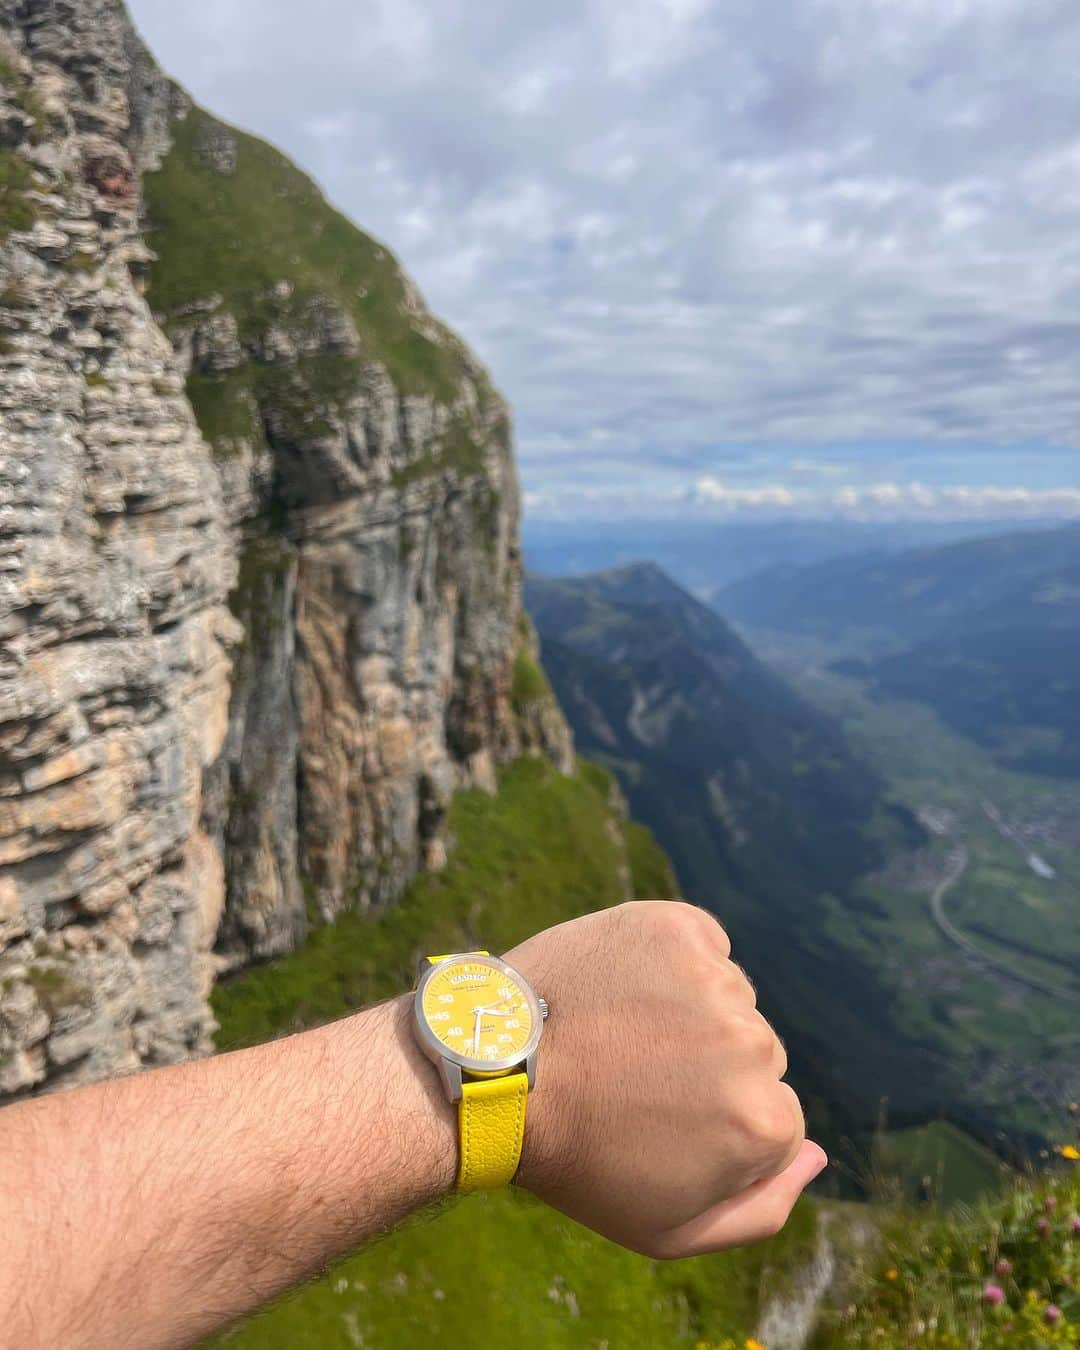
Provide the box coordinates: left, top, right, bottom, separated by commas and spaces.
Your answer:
526, 566, 949, 1141
720, 523, 1080, 776
527, 563, 890, 914
0, 0, 570, 1100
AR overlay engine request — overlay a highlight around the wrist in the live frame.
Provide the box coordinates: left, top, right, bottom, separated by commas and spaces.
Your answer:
351, 995, 458, 1209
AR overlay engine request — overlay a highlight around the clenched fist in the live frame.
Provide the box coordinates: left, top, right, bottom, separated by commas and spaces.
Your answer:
506, 901, 827, 1257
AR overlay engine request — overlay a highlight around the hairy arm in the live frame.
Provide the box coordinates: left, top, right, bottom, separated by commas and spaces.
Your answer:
0, 996, 456, 1350
0, 902, 826, 1348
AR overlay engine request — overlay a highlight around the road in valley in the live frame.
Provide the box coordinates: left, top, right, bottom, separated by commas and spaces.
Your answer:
928, 844, 1080, 1003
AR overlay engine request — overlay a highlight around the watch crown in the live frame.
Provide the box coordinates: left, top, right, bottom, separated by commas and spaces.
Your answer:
538, 997, 549, 1020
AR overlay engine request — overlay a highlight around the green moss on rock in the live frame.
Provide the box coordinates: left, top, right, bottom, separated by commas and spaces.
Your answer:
252, 351, 363, 444
26, 961, 90, 1016
511, 630, 553, 712
187, 370, 264, 457
0, 56, 48, 144
0, 149, 37, 242
389, 415, 489, 489
228, 534, 296, 638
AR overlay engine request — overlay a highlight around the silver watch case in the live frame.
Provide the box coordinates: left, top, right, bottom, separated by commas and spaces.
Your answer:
413, 953, 545, 1103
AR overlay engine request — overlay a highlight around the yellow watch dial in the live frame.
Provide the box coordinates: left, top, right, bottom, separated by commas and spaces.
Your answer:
421, 959, 534, 1066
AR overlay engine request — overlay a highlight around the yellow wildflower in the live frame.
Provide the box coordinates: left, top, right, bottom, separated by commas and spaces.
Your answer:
885, 1268, 899, 1281
1057, 1144, 1080, 1160
745, 1341, 767, 1350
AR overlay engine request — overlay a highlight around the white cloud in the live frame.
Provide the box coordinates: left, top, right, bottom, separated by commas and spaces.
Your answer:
693, 478, 799, 509
825, 481, 1080, 519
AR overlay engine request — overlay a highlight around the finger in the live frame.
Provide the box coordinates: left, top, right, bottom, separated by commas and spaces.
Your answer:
654, 1141, 827, 1258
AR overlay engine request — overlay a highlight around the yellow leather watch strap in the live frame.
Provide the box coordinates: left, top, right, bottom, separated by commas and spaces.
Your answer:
456, 1072, 528, 1192
422, 951, 527, 1192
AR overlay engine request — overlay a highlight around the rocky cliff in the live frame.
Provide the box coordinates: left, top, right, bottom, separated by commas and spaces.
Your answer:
0, 0, 571, 1099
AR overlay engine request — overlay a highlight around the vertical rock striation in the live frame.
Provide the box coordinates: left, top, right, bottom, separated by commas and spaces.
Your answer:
0, 0, 571, 1097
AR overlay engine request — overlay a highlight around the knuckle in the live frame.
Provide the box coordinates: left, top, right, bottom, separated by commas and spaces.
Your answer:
671, 901, 733, 956
734, 1010, 778, 1059
640, 900, 708, 945
745, 1094, 801, 1162
668, 899, 706, 930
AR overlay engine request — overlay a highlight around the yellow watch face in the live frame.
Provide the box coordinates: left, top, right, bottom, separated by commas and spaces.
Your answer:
420, 958, 535, 1067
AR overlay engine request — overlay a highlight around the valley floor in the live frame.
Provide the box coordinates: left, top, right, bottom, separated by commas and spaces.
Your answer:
746, 626, 1080, 1145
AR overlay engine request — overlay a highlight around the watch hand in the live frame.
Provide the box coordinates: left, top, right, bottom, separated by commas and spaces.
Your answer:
472, 1009, 483, 1056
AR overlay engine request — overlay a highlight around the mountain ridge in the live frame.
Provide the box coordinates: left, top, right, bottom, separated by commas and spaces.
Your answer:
718, 520, 1080, 642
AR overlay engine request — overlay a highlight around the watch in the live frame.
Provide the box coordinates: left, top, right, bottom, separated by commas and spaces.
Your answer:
413, 950, 548, 1193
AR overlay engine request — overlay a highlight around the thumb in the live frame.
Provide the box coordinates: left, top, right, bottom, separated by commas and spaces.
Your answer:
653, 1140, 828, 1258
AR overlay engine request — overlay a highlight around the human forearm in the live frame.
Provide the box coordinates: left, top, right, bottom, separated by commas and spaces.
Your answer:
0, 995, 455, 1350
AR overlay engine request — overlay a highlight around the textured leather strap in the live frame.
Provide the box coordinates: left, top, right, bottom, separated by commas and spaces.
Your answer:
456, 1072, 529, 1192
423, 952, 526, 1191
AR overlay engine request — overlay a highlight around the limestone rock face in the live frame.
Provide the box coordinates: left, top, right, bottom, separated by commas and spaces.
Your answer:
0, 0, 571, 1095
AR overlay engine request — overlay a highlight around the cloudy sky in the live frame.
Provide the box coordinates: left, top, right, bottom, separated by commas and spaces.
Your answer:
128, 0, 1080, 520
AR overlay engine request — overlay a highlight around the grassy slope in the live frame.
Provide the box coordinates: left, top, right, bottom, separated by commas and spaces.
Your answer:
814, 1157, 1080, 1348
143, 103, 467, 404
208, 757, 816, 1348
143, 102, 503, 487
873, 1122, 1007, 1209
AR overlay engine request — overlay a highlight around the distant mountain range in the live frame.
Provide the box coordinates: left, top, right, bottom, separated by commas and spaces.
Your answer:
526, 564, 939, 1137
524, 517, 1038, 595
717, 522, 1080, 641
717, 523, 1080, 775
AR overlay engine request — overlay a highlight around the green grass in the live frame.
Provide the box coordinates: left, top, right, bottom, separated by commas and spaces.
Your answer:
143, 104, 469, 405
625, 821, 680, 900
873, 1122, 1007, 1209
213, 1184, 817, 1350
812, 1157, 1080, 1348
